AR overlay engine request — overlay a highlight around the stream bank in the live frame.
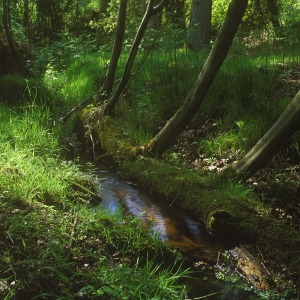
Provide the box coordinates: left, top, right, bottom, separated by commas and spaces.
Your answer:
77, 110, 300, 298
94, 163, 257, 299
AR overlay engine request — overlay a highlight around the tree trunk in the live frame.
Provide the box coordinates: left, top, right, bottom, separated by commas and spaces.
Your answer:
3, 0, 17, 60
186, 0, 212, 50
145, 0, 248, 156
266, 0, 280, 29
232, 90, 300, 179
103, 0, 168, 116
96, 0, 128, 104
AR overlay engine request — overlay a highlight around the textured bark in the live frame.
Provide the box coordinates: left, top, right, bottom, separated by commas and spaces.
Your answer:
232, 90, 300, 179
96, 0, 128, 103
104, 0, 168, 115
145, 0, 248, 156
187, 0, 212, 50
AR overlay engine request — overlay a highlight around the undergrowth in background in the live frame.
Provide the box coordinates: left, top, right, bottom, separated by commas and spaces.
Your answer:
41, 35, 298, 157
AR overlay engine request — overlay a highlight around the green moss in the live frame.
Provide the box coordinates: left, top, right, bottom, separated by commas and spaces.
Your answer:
78, 110, 300, 287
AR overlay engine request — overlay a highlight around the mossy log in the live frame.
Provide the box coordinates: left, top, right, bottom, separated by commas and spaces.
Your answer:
78, 108, 300, 287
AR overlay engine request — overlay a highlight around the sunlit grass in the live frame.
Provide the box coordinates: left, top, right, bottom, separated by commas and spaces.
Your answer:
0, 101, 189, 299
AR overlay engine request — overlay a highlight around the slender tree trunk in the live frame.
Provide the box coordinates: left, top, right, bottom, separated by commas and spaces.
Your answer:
232, 90, 300, 179
186, 0, 212, 50
96, 0, 128, 103
103, 0, 168, 116
3, 0, 17, 60
144, 0, 248, 156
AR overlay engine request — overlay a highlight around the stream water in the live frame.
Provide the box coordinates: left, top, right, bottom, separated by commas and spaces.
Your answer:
94, 165, 254, 299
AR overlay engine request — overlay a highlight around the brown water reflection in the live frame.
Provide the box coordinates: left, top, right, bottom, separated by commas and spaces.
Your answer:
96, 169, 220, 261
95, 167, 254, 299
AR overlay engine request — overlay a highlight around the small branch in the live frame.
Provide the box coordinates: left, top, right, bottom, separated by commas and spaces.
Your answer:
170, 181, 184, 206
69, 212, 78, 248
215, 247, 223, 266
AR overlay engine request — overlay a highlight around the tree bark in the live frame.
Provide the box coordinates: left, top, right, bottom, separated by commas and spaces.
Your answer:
266, 0, 280, 29
103, 0, 168, 116
96, 0, 128, 104
145, 0, 248, 156
232, 90, 300, 179
3, 0, 17, 60
186, 0, 212, 50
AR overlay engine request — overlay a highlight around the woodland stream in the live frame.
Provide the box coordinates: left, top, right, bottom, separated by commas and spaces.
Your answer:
94, 164, 254, 299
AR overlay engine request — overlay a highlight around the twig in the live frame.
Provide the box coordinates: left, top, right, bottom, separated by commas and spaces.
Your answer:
127, 21, 168, 89
170, 182, 184, 206
89, 132, 96, 161
260, 260, 272, 277
257, 246, 265, 262
69, 212, 78, 248
215, 247, 223, 266
257, 246, 272, 277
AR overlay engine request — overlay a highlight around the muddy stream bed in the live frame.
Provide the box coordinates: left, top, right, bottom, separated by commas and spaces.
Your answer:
94, 165, 256, 299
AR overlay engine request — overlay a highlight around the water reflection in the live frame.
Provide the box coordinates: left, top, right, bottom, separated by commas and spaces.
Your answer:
95, 167, 254, 299
96, 169, 220, 260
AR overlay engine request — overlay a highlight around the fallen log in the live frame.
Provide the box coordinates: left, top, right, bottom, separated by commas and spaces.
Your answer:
77, 108, 300, 291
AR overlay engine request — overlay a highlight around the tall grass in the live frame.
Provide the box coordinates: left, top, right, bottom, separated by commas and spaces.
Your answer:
0, 101, 190, 299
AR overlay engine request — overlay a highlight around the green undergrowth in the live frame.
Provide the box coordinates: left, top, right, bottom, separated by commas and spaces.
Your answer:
0, 103, 191, 299
0, 75, 55, 107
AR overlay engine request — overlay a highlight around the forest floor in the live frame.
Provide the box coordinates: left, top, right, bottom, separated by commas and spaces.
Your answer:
169, 64, 300, 229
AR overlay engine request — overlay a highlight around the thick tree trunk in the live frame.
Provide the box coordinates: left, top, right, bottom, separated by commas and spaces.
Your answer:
232, 90, 300, 179
186, 0, 212, 50
103, 0, 168, 116
145, 0, 248, 156
96, 0, 128, 104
